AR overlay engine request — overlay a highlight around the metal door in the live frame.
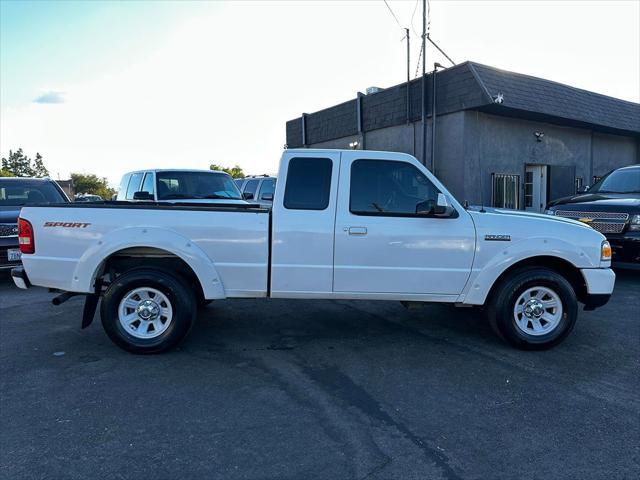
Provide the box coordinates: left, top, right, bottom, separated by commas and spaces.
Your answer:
524, 165, 548, 212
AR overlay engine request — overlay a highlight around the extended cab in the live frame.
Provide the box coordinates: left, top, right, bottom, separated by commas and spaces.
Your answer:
12, 150, 615, 353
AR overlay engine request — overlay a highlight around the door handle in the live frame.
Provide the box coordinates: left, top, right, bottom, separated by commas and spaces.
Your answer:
348, 227, 367, 236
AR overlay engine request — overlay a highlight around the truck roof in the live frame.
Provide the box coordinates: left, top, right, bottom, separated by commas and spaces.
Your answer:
284, 148, 418, 160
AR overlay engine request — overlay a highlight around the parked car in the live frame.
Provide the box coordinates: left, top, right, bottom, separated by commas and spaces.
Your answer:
117, 169, 246, 204
13, 149, 614, 353
546, 164, 640, 269
0, 177, 69, 270
75, 194, 103, 202
235, 174, 276, 208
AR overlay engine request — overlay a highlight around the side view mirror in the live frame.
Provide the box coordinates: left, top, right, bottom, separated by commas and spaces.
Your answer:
243, 192, 254, 200
416, 193, 455, 217
579, 186, 590, 193
133, 191, 154, 201
434, 193, 455, 217
261, 193, 274, 201
415, 199, 436, 215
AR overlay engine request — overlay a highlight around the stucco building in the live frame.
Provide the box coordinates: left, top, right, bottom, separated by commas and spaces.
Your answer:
285, 62, 640, 211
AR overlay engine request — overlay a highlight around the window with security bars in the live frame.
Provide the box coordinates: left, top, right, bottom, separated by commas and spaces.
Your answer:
592, 175, 602, 184
492, 173, 520, 210
575, 177, 583, 193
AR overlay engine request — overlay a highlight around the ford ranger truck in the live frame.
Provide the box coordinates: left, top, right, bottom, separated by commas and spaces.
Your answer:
11, 150, 615, 353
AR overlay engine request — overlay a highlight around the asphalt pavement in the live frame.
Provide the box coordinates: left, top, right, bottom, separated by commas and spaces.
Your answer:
1, 270, 638, 480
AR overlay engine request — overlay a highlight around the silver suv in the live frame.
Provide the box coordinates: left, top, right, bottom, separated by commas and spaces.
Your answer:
235, 175, 276, 208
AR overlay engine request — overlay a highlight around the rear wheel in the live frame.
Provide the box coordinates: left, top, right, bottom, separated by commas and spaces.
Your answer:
100, 268, 197, 354
487, 267, 578, 350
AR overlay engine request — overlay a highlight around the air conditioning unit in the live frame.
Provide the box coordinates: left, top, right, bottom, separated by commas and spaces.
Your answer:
366, 86, 384, 95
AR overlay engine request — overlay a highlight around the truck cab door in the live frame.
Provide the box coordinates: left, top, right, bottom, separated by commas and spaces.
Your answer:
333, 151, 475, 297
270, 151, 341, 296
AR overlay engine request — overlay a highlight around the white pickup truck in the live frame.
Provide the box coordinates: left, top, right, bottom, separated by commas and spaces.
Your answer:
12, 149, 615, 353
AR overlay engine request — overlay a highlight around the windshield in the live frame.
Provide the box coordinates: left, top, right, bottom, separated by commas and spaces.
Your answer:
0, 180, 66, 206
589, 168, 640, 194
156, 171, 242, 200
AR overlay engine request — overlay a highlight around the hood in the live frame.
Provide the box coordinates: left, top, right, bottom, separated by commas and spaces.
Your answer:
547, 192, 640, 211
468, 206, 589, 228
467, 206, 606, 269
0, 206, 21, 223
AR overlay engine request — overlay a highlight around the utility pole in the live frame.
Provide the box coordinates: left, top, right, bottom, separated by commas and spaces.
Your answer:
405, 28, 410, 124
421, 0, 427, 166
431, 62, 444, 174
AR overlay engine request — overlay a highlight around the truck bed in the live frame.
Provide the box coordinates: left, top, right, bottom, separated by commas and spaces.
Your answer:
18, 202, 270, 298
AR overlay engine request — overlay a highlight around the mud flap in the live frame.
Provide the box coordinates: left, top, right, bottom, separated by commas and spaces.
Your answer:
81, 280, 103, 329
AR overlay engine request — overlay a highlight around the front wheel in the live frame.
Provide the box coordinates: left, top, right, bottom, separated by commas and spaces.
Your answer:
100, 268, 197, 354
487, 267, 578, 350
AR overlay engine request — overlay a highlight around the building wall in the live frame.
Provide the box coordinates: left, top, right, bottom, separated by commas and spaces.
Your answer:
592, 133, 639, 179
305, 110, 638, 209
459, 112, 638, 207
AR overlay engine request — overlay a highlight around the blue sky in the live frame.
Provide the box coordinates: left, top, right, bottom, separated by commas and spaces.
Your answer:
1, 1, 638, 184
1, 1, 199, 108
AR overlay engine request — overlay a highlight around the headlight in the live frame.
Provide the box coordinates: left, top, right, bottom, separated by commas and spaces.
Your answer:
629, 214, 640, 231
544, 209, 555, 215
601, 240, 612, 262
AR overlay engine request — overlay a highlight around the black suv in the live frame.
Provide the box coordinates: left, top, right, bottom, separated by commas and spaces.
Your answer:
0, 177, 69, 270
546, 165, 640, 269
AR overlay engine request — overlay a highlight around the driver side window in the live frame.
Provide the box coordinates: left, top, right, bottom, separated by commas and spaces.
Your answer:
350, 159, 440, 216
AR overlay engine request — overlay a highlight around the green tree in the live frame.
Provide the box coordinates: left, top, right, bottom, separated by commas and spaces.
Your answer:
1, 148, 49, 177
70, 173, 116, 200
32, 153, 49, 177
210, 164, 245, 179
0, 168, 14, 177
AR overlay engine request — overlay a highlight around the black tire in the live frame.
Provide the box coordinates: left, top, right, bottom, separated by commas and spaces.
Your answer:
100, 268, 197, 354
487, 267, 578, 350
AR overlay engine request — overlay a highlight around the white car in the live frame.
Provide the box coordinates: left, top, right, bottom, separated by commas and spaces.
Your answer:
116, 169, 246, 205
235, 175, 276, 208
12, 149, 615, 353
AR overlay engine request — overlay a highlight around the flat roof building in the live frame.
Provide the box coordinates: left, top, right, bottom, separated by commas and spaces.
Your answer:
286, 62, 640, 211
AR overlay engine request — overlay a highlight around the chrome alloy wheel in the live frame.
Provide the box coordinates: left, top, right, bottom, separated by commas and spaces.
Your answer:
118, 287, 173, 339
513, 286, 563, 336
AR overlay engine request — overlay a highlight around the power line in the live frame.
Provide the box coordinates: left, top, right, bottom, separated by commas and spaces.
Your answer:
383, 0, 404, 30
414, 42, 423, 78
410, 0, 420, 37
427, 36, 456, 66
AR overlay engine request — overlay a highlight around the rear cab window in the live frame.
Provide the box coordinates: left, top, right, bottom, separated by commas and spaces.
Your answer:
284, 158, 332, 210
125, 172, 144, 200
117, 174, 131, 200
140, 173, 155, 196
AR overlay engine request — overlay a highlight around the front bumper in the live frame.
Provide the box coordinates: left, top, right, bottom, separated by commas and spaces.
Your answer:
606, 232, 640, 269
580, 268, 615, 311
11, 266, 31, 289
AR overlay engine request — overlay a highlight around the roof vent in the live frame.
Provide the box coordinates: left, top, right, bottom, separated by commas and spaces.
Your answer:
366, 86, 384, 95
